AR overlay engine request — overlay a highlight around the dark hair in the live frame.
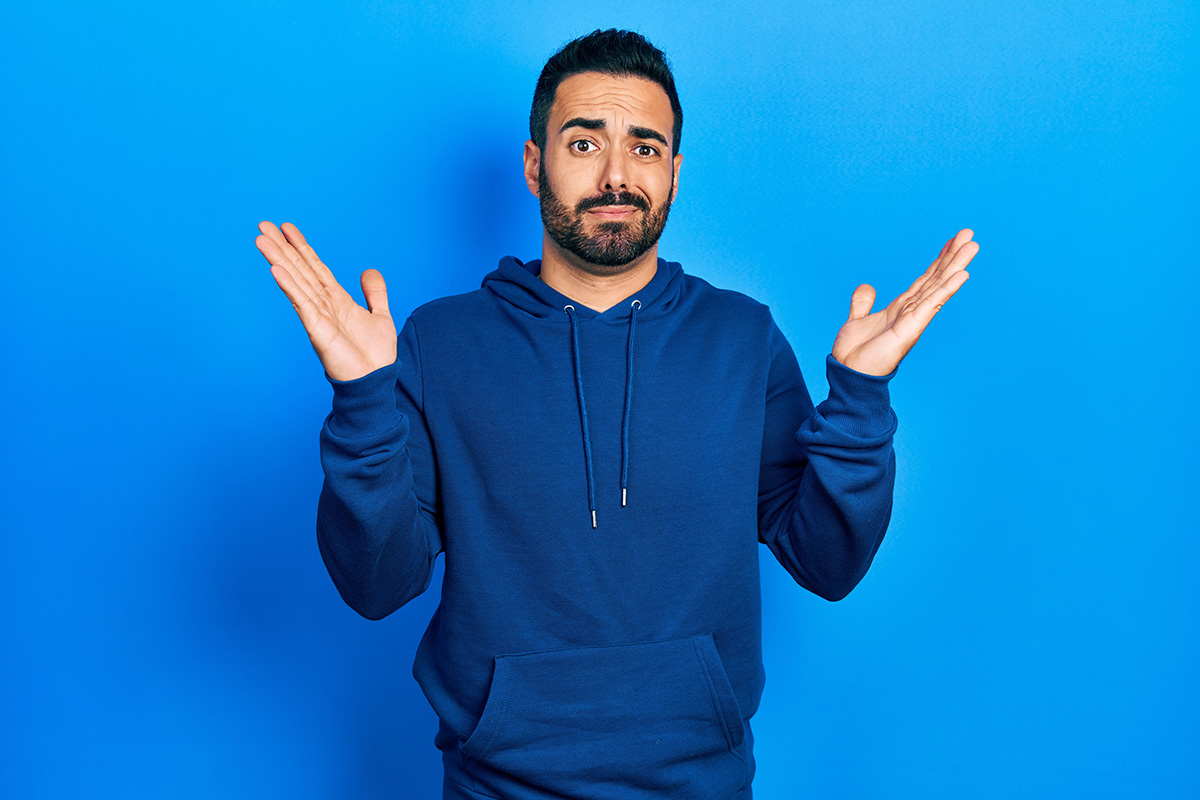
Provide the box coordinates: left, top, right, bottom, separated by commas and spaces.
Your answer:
530, 29, 682, 156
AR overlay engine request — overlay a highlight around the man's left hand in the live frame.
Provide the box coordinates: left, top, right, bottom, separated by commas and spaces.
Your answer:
831, 228, 978, 376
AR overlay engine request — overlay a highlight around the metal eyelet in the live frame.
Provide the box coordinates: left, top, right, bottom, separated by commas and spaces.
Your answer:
631, 300, 642, 309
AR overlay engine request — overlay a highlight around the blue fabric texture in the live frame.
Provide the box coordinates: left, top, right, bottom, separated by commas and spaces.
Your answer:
316, 256, 898, 799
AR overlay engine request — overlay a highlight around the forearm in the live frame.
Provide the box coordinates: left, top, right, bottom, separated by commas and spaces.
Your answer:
761, 355, 897, 601
316, 360, 440, 620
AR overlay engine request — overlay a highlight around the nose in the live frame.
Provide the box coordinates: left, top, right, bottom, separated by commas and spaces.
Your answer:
598, 149, 628, 194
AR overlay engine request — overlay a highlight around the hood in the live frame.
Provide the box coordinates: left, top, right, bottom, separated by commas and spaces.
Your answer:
479, 255, 687, 528
481, 256, 685, 321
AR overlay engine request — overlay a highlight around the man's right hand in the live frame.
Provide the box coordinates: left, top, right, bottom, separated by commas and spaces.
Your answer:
256, 221, 397, 382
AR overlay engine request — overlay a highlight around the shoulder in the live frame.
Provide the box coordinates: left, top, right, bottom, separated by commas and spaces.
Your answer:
677, 271, 775, 331
405, 286, 494, 330
673, 271, 800, 369
391, 288, 502, 363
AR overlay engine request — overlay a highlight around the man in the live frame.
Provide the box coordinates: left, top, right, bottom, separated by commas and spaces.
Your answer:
256, 29, 976, 800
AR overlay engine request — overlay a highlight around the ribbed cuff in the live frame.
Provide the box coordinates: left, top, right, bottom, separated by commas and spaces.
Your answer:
819, 354, 897, 439
326, 360, 402, 439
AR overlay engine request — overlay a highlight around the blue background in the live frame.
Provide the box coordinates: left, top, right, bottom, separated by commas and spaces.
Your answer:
2, 1, 1196, 797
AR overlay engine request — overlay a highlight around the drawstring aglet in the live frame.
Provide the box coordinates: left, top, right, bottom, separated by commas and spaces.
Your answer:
622, 489, 627, 507
591, 510, 597, 529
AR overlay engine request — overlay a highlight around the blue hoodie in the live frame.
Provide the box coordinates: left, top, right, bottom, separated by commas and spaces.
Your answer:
317, 256, 897, 799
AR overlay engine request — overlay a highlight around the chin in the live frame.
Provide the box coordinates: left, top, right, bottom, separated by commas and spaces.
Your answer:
567, 249, 646, 276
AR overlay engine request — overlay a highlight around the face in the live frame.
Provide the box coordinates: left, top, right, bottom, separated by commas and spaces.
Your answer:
525, 72, 682, 274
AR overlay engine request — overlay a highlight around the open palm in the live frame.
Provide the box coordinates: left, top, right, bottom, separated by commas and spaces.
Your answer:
832, 229, 978, 376
256, 221, 397, 382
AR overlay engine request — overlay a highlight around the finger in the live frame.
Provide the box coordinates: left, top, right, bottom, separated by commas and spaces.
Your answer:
256, 231, 300, 269
949, 237, 980, 269
912, 232, 979, 309
892, 268, 969, 346
898, 232, 974, 310
882, 235, 959, 315
912, 269, 970, 326
847, 284, 875, 320
916, 268, 964, 319
274, 222, 330, 296
281, 221, 340, 289
257, 221, 303, 268
926, 230, 971, 277
360, 269, 390, 315
912, 238, 978, 309
894, 255, 942, 308
269, 262, 323, 332
280, 221, 323, 261
259, 221, 330, 298
257, 222, 315, 290
933, 229, 973, 275
257, 232, 323, 303
929, 236, 955, 273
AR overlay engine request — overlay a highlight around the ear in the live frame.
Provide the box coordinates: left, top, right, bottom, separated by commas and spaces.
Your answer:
670, 153, 683, 204
523, 140, 541, 198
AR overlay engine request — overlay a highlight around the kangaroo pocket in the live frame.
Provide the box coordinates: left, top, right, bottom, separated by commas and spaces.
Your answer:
460, 633, 747, 797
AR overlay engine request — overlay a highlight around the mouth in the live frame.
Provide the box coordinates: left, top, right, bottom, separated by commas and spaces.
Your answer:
586, 206, 639, 220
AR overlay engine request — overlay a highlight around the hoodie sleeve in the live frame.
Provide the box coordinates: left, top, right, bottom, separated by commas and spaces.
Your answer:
757, 317, 897, 601
316, 316, 443, 620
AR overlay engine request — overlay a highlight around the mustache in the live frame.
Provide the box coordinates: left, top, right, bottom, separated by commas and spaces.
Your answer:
575, 191, 650, 214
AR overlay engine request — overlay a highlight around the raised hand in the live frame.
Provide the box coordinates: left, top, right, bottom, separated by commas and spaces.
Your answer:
831, 229, 978, 376
256, 221, 397, 382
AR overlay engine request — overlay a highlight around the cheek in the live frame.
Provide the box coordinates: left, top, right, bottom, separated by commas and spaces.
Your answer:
546, 159, 595, 200
649, 168, 675, 202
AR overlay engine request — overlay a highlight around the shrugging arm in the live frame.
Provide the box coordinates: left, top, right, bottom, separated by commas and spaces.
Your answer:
316, 317, 443, 619
757, 319, 897, 601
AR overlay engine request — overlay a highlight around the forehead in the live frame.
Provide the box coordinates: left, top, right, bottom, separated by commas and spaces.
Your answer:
549, 72, 674, 137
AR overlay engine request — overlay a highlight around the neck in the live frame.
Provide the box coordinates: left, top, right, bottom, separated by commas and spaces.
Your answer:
538, 235, 659, 313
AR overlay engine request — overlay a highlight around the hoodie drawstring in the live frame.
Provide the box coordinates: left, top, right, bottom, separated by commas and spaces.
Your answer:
621, 300, 640, 507
564, 305, 597, 528
564, 300, 640, 529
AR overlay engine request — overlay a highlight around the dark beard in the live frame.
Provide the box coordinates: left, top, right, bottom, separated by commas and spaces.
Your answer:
538, 162, 673, 274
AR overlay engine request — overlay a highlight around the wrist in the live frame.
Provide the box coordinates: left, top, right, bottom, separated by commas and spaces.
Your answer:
326, 360, 403, 439
831, 350, 896, 377
820, 354, 897, 439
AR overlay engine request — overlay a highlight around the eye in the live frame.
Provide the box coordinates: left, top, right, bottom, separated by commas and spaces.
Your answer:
570, 140, 596, 153
634, 144, 659, 158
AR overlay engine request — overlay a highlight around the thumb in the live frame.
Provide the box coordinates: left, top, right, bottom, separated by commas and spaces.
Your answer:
848, 284, 875, 321
360, 269, 390, 315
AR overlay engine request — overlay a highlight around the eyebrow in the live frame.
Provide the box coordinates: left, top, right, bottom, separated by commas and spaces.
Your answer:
559, 117, 669, 148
